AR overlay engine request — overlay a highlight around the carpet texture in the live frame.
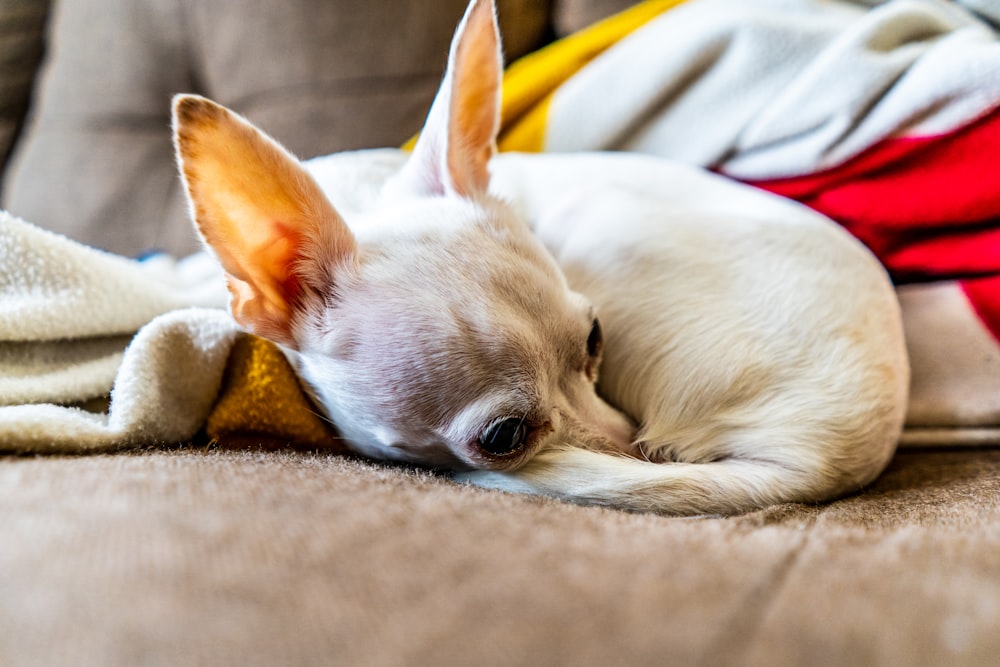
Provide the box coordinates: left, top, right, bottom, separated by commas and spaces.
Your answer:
1, 447, 997, 666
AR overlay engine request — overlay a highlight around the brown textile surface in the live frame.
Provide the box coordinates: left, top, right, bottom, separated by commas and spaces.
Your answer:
1, 447, 997, 666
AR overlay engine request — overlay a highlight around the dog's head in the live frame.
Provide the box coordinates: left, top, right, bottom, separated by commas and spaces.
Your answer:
172, 0, 635, 469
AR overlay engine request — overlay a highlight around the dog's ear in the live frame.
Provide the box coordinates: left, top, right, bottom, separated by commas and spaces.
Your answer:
398, 0, 502, 198
172, 94, 356, 347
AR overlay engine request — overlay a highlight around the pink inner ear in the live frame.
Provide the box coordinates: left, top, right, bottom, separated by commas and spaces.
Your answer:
271, 221, 302, 308
257, 219, 305, 308
206, 216, 304, 306
209, 216, 306, 345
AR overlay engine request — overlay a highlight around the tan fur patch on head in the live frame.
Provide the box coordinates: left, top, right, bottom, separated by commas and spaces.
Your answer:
294, 197, 597, 469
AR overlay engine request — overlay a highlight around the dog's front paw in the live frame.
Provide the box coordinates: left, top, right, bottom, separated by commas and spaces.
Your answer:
452, 470, 542, 496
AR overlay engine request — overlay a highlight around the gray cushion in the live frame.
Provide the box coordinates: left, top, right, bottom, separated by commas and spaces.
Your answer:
0, 0, 49, 172
552, 0, 644, 35
2, 0, 552, 257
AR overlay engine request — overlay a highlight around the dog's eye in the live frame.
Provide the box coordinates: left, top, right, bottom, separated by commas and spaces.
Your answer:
587, 318, 603, 358
478, 416, 528, 456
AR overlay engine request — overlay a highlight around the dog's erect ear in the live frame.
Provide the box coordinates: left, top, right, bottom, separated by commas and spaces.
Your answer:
399, 0, 502, 198
172, 95, 356, 347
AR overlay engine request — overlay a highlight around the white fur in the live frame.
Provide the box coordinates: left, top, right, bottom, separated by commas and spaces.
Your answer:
175, 0, 909, 515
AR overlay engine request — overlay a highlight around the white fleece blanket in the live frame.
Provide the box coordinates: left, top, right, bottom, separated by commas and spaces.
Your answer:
0, 212, 233, 451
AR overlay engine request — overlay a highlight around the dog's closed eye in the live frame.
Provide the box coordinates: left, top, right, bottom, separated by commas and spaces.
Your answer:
478, 415, 528, 456
584, 317, 603, 380
587, 318, 603, 359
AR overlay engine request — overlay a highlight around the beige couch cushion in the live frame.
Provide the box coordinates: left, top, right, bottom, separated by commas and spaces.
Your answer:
1, 0, 553, 257
0, 0, 49, 171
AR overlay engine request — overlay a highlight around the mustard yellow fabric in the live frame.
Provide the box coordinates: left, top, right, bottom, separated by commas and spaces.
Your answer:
205, 334, 345, 451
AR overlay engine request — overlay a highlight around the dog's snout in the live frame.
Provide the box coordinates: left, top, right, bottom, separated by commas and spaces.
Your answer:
551, 394, 637, 456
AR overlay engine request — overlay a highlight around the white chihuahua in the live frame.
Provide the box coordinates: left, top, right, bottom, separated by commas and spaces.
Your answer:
172, 0, 908, 515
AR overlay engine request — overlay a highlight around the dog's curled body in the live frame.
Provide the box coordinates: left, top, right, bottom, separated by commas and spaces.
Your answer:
173, 0, 909, 515
301, 149, 908, 514
475, 153, 908, 513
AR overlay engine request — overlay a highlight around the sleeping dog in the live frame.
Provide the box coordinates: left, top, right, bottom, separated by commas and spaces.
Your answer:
172, 0, 908, 514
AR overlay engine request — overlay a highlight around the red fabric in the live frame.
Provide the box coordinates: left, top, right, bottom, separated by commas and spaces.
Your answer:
741, 105, 1000, 341
963, 275, 1000, 342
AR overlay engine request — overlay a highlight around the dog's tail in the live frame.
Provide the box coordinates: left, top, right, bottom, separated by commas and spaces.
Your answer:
459, 445, 871, 515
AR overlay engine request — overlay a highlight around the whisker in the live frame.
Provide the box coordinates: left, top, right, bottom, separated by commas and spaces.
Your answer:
306, 406, 338, 427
